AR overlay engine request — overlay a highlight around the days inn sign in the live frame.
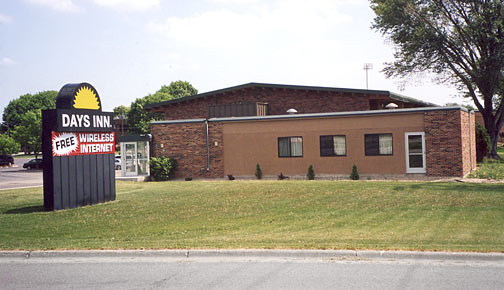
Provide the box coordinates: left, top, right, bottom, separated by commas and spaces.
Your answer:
42, 83, 116, 210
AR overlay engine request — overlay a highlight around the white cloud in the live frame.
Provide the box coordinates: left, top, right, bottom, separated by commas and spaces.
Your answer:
27, 0, 81, 12
209, 0, 263, 4
145, 0, 360, 91
0, 57, 16, 66
148, 0, 351, 49
0, 13, 13, 24
93, 0, 160, 11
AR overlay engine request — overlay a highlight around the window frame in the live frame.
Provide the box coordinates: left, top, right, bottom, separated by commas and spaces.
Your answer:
320, 135, 347, 157
364, 133, 394, 156
405, 132, 426, 173
278, 136, 303, 158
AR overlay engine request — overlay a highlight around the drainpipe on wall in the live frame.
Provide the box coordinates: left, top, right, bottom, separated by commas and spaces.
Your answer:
205, 119, 210, 172
469, 111, 474, 170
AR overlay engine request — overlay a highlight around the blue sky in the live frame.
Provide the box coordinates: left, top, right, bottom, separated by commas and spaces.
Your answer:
1, 0, 468, 120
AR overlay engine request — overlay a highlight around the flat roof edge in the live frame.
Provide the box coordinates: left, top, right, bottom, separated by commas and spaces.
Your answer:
151, 118, 206, 125
210, 106, 466, 122
150, 106, 468, 125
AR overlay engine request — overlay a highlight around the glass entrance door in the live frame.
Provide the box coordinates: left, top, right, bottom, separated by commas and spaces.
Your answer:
124, 142, 137, 176
405, 132, 426, 173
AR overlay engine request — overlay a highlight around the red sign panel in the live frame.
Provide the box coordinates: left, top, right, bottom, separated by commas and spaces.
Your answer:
52, 132, 115, 156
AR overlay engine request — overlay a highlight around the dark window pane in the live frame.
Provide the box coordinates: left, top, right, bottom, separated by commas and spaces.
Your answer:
320, 136, 334, 156
365, 134, 379, 155
409, 155, 423, 168
408, 135, 423, 153
278, 138, 290, 157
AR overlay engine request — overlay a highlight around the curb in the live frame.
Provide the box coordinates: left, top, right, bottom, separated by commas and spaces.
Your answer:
1, 249, 503, 262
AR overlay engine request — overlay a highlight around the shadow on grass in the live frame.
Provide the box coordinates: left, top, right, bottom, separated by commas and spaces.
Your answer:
391, 182, 504, 194
3, 205, 45, 214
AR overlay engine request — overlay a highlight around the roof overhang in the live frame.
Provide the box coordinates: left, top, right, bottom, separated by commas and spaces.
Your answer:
151, 106, 468, 125
145, 82, 438, 111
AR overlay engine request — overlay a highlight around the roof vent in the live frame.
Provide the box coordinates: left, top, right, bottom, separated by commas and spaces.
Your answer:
386, 103, 399, 110
286, 108, 297, 114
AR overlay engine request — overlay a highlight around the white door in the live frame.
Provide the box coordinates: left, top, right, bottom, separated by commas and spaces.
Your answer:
405, 132, 426, 173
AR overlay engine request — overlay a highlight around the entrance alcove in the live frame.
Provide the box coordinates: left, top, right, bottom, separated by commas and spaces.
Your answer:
118, 135, 151, 179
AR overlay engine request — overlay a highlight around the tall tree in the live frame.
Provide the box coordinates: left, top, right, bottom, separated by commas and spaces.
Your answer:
11, 110, 42, 159
127, 81, 197, 134
371, 0, 504, 158
2, 91, 57, 133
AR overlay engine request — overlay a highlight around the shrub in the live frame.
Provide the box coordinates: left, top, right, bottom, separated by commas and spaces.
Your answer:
185, 177, 192, 181
278, 173, 289, 180
255, 164, 262, 179
476, 122, 491, 162
227, 174, 235, 180
350, 164, 360, 180
149, 157, 176, 181
307, 165, 315, 180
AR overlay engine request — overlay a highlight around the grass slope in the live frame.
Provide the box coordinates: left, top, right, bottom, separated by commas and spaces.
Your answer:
0, 180, 503, 251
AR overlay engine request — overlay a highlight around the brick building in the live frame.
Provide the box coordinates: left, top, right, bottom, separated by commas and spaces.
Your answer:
146, 83, 476, 179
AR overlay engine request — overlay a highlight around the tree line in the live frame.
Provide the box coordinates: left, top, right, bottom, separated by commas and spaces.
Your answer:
0, 81, 197, 157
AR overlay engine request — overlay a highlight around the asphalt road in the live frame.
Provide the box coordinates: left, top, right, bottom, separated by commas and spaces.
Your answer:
0, 158, 43, 190
1, 251, 503, 290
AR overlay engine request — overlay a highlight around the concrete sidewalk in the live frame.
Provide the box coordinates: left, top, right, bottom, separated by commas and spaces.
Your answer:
1, 249, 503, 262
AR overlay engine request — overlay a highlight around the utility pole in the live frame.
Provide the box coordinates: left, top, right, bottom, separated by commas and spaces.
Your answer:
363, 63, 373, 89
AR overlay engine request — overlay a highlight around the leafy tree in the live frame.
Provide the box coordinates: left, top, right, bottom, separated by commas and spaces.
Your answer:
2, 91, 57, 133
127, 94, 165, 134
475, 122, 491, 162
156, 80, 198, 100
127, 81, 197, 134
444, 102, 475, 111
0, 134, 20, 155
11, 110, 42, 159
113, 105, 130, 119
371, 0, 504, 158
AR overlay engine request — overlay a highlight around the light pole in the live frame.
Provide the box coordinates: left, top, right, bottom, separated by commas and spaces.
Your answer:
364, 63, 373, 89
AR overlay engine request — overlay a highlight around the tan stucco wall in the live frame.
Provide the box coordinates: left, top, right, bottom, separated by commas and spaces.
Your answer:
223, 113, 425, 176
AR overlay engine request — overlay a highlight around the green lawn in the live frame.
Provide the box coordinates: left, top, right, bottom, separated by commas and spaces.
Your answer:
0, 180, 503, 252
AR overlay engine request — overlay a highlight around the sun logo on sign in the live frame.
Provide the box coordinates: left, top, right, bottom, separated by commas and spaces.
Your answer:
73, 86, 100, 110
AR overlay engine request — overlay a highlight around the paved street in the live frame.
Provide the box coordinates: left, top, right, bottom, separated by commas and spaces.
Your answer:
1, 251, 503, 290
0, 158, 43, 190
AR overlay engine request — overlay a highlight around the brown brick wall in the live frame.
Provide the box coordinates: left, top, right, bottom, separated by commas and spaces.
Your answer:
424, 110, 475, 177
152, 108, 474, 179
151, 121, 224, 179
461, 111, 477, 174
162, 87, 411, 120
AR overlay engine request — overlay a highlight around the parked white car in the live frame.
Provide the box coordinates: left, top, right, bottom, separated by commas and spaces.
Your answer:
115, 157, 121, 170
